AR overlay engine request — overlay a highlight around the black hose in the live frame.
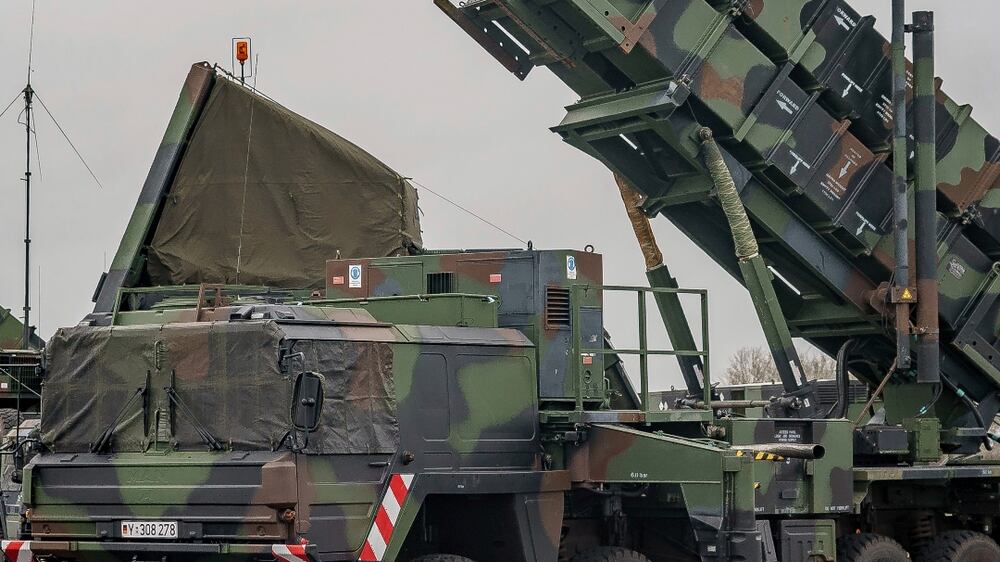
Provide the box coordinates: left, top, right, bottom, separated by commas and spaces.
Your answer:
827, 339, 858, 419
940, 374, 992, 450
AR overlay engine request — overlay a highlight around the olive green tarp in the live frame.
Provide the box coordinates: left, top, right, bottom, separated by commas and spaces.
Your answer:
41, 321, 399, 454
292, 339, 397, 455
146, 77, 422, 289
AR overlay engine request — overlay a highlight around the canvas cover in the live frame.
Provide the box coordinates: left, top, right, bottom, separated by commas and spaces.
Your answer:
41, 320, 398, 454
293, 339, 398, 454
42, 321, 290, 452
146, 77, 422, 289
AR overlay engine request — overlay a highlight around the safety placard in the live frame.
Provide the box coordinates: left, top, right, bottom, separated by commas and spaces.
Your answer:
349, 265, 363, 288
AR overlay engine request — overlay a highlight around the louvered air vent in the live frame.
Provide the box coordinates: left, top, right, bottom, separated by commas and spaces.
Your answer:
427, 272, 455, 294
545, 286, 571, 328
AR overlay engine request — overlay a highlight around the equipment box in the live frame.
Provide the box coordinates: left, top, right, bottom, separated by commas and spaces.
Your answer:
327, 250, 605, 403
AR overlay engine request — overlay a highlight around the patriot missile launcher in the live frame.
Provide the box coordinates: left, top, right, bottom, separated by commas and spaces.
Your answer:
434, 0, 1000, 559
437, 0, 1000, 448
5, 1, 1000, 560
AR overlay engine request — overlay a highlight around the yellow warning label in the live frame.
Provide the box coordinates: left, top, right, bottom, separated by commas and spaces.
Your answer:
902, 288, 913, 301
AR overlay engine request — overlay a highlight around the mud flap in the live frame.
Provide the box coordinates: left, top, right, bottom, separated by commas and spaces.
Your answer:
758, 521, 778, 562
513, 492, 564, 562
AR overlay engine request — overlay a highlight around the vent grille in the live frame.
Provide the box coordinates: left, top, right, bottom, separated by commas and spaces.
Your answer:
815, 380, 870, 405
545, 286, 571, 328
427, 272, 455, 294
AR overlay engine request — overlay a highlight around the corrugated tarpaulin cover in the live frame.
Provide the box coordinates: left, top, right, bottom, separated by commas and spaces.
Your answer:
146, 76, 422, 288
291, 338, 398, 454
41, 321, 291, 452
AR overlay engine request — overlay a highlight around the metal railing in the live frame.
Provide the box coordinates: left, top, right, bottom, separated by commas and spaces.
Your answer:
0, 358, 41, 398
571, 285, 711, 414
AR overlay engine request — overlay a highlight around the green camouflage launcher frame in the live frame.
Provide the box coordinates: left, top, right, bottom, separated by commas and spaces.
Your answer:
437, 0, 1000, 452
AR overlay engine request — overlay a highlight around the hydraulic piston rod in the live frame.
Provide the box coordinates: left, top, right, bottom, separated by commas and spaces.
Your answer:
700, 128, 816, 416
615, 174, 707, 400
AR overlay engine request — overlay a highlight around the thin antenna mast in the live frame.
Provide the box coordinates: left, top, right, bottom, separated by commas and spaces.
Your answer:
20, 0, 37, 350
21, 84, 33, 350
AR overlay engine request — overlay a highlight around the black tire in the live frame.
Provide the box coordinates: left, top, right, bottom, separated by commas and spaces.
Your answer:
410, 556, 476, 562
570, 546, 652, 562
0, 409, 19, 434
837, 533, 909, 562
915, 530, 1000, 562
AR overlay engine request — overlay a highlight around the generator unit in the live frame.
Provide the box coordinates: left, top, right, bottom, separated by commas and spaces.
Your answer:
326, 249, 605, 404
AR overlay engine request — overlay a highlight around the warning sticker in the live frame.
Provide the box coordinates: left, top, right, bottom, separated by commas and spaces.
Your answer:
567, 255, 578, 280
348, 264, 363, 288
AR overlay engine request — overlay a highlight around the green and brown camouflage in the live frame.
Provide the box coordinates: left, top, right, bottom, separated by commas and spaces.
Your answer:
21, 246, 990, 562
24, 299, 545, 561
440, 0, 1000, 451
92, 62, 422, 317
325, 250, 607, 404
911, 11, 940, 384
432, 1, 1000, 558
0, 307, 41, 351
92, 63, 214, 314
19, 267, 778, 562
722, 417, 853, 518
17, 2, 1000, 559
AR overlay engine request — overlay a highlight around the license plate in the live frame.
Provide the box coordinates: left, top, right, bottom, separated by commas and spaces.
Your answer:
120, 520, 178, 539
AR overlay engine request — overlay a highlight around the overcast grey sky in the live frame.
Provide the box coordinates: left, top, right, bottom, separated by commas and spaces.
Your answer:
0, 2, 996, 389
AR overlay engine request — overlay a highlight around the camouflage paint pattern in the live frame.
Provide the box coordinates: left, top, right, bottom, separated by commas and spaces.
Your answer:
0, 306, 42, 350
564, 423, 762, 561
326, 250, 606, 403
24, 299, 551, 562
723, 418, 853, 518
26, 246, 858, 562
912, 11, 940, 384
441, 0, 1000, 451
93, 63, 215, 314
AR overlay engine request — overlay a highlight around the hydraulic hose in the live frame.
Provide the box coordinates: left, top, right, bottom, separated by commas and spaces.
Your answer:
699, 128, 758, 260
940, 374, 992, 450
827, 339, 859, 419
615, 173, 663, 270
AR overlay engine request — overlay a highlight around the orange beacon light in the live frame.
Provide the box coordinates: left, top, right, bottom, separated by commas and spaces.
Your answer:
236, 40, 250, 64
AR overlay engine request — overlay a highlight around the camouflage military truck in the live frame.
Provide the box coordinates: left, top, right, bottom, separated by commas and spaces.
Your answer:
0, 78, 861, 560
6, 248, 858, 562
8, 0, 1000, 560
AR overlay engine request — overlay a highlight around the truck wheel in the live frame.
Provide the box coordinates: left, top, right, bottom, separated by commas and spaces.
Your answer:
837, 533, 909, 562
915, 530, 1000, 561
570, 546, 652, 562
410, 556, 476, 562
0, 409, 19, 434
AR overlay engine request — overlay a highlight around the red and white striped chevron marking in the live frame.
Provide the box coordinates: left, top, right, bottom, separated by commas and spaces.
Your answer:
1, 541, 32, 562
359, 473, 414, 561
272, 543, 309, 562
